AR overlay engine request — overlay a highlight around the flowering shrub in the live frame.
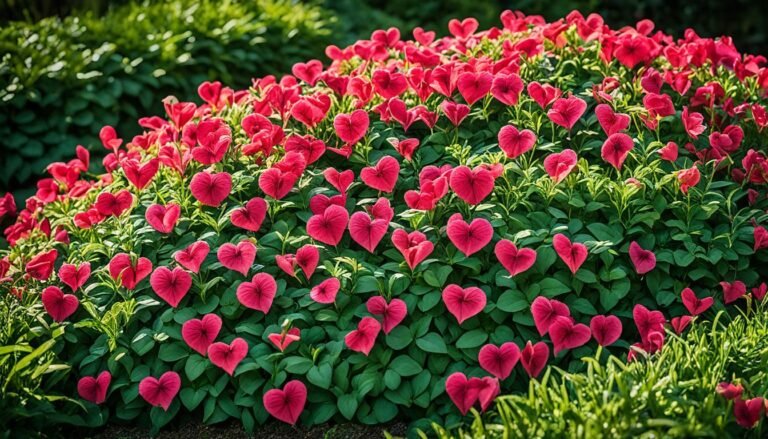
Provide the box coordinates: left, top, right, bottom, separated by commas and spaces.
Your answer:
2, 9, 768, 434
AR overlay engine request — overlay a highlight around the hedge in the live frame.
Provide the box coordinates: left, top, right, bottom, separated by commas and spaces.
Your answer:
0, 0, 333, 191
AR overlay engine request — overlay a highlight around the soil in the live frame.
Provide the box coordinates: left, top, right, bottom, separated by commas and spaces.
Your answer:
73, 421, 408, 439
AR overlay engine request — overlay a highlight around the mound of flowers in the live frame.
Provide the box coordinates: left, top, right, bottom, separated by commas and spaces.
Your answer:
2, 9, 768, 433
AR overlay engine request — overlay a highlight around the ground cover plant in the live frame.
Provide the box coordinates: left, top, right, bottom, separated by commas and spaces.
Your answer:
1, 8, 768, 437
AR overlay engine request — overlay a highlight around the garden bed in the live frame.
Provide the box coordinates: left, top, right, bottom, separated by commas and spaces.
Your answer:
2, 7, 768, 439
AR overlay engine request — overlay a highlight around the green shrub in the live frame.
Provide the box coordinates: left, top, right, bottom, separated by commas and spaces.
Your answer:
0, 295, 81, 438
432, 306, 768, 438
0, 0, 333, 191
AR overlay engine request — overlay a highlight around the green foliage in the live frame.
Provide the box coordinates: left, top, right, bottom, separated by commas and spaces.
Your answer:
0, 296, 82, 437
0, 0, 333, 190
431, 306, 768, 438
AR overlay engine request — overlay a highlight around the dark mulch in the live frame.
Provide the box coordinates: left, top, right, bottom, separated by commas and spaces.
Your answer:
75, 421, 408, 439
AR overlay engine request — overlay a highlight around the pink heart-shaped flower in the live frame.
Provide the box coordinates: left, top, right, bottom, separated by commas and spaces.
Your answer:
182, 313, 222, 356
442, 284, 486, 324
446, 213, 493, 257
208, 337, 248, 376
174, 241, 210, 274
478, 342, 520, 380
494, 239, 536, 277
237, 273, 277, 313
217, 241, 256, 276
41, 286, 79, 322
139, 371, 181, 411
263, 380, 307, 425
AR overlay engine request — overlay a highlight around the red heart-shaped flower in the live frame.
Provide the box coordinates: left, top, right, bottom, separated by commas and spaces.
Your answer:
391, 229, 434, 270
259, 167, 299, 200
190, 171, 232, 207
547, 96, 587, 130
323, 168, 354, 194
344, 316, 381, 356
230, 197, 268, 232
208, 337, 248, 376
520, 341, 549, 378
123, 158, 159, 190
681, 287, 713, 315
268, 328, 301, 352
449, 165, 495, 205
633, 304, 666, 344
490, 73, 524, 106
348, 211, 388, 252
108, 253, 152, 290
145, 203, 180, 234
360, 156, 400, 193
478, 342, 520, 380
139, 371, 180, 411
174, 241, 210, 274
41, 286, 79, 322
306, 205, 349, 246
150, 266, 192, 308
553, 233, 587, 274
531, 296, 570, 336
527, 81, 561, 109
366, 296, 407, 334
498, 125, 537, 159
589, 315, 622, 347
595, 103, 630, 136
334, 110, 369, 145
77, 371, 111, 404
58, 262, 91, 291
217, 241, 256, 276
442, 284, 487, 324
457, 71, 493, 105
601, 133, 635, 170
628, 241, 656, 275
445, 372, 479, 416
182, 313, 222, 356
237, 272, 277, 313
263, 380, 307, 425
95, 190, 133, 217
494, 239, 536, 277
310, 277, 341, 304
543, 149, 578, 184
446, 213, 493, 257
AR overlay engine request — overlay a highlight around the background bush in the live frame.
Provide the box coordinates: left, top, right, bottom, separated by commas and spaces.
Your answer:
0, 0, 333, 195
324, 0, 768, 55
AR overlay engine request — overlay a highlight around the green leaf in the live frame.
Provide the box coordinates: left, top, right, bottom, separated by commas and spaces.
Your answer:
423, 265, 452, 287
385, 326, 413, 350
496, 290, 529, 312
539, 278, 571, 296
307, 363, 332, 389
158, 342, 188, 362
337, 394, 358, 420
415, 333, 448, 354
185, 354, 208, 381
180, 387, 206, 411
389, 355, 422, 377
455, 329, 487, 349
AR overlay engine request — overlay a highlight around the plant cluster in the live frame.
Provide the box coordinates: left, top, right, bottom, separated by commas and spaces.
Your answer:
1, 8, 768, 436
432, 306, 768, 438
